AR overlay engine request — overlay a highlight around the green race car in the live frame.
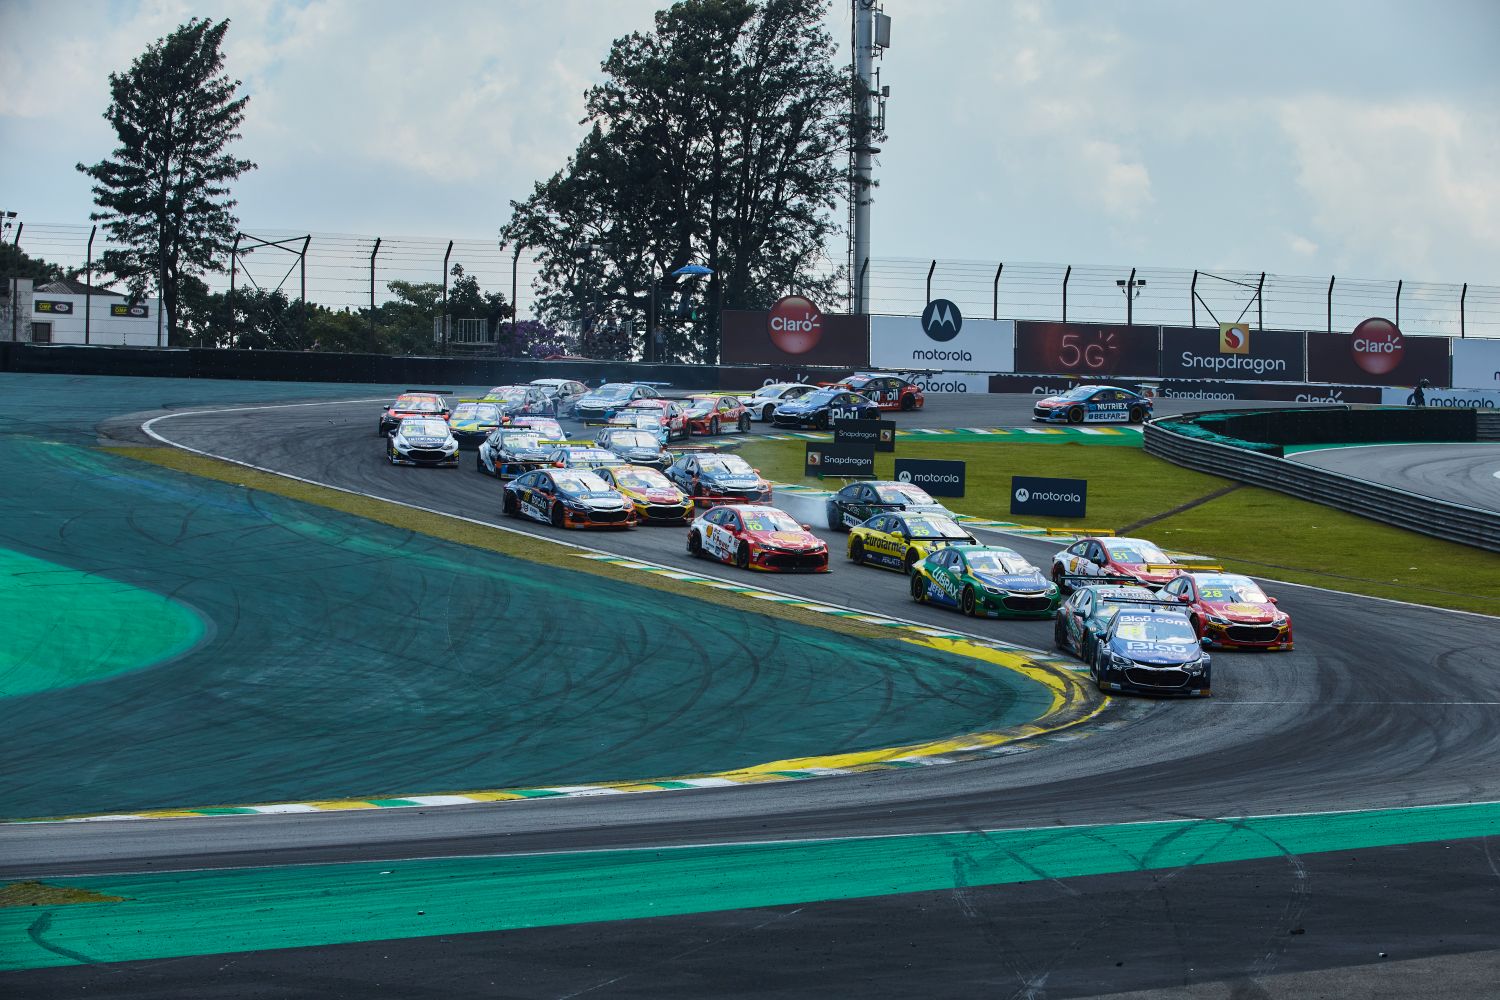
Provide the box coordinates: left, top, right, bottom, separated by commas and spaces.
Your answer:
909, 544, 1061, 618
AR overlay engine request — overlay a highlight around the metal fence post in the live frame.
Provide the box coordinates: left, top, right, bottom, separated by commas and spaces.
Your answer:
1257, 272, 1265, 332
85, 225, 96, 345
1461, 283, 1467, 338
229, 232, 240, 345
925, 259, 936, 305
1190, 270, 1198, 329
1062, 265, 1071, 322
1395, 279, 1403, 329
300, 236, 310, 338
441, 239, 453, 353
511, 243, 522, 351
1126, 266, 1137, 326
368, 238, 381, 336
992, 263, 1003, 320
1327, 275, 1335, 333
857, 257, 869, 314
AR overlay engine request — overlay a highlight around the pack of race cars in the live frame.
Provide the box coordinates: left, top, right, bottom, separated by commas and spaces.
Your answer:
376, 379, 1288, 698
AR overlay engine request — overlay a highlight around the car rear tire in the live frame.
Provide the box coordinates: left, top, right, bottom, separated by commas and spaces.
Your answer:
961, 586, 977, 617
735, 543, 750, 570
738, 413, 751, 433
709, 417, 720, 436
850, 538, 866, 564
815, 412, 830, 431
1054, 618, 1069, 652
904, 549, 920, 575
763, 404, 775, 422
910, 573, 928, 604
551, 503, 566, 529
1068, 406, 1085, 424
825, 501, 844, 532
900, 394, 915, 411
687, 531, 703, 557
503, 492, 519, 517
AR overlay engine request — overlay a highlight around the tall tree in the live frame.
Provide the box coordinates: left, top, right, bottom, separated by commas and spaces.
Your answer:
77, 18, 255, 342
503, 0, 846, 363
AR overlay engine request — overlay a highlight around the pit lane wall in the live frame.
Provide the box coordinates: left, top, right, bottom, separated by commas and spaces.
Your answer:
1143, 406, 1500, 552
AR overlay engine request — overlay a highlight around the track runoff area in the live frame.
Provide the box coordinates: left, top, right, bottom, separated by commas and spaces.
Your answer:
2, 375, 1499, 998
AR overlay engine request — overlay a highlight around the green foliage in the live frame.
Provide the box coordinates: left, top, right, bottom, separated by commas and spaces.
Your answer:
76, 17, 255, 343
0, 244, 65, 284
503, 0, 847, 363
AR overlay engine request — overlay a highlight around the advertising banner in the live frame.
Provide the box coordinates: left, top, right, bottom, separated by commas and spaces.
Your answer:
805, 442, 875, 478
1379, 386, 1500, 409
1015, 322, 1159, 377
1011, 476, 1087, 518
1306, 320, 1450, 387
869, 309, 1015, 373
987, 373, 1080, 396
834, 418, 896, 452
1154, 380, 1382, 404
1451, 339, 1500, 390
894, 458, 965, 498
720, 300, 868, 367
1160, 326, 1306, 381
110, 303, 150, 318
33, 299, 74, 315
906, 371, 990, 394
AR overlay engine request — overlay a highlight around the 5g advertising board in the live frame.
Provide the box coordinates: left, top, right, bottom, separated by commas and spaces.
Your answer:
1010, 476, 1087, 518
805, 442, 875, 478
1015, 322, 1159, 377
893, 458, 965, 498
833, 418, 896, 452
869, 301, 1015, 373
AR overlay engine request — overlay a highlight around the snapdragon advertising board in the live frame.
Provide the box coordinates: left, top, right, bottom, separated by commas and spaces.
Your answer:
1306, 319, 1450, 387
719, 298, 869, 368
1451, 339, 1500, 390
868, 303, 1015, 373
1015, 322, 1158, 378
1159, 326, 1306, 381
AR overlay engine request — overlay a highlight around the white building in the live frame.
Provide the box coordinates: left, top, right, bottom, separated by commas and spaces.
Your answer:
1, 277, 163, 346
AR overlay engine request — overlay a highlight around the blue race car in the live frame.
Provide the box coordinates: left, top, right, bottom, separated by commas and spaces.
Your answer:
1032, 385, 1152, 424
771, 387, 881, 429
1091, 603, 1211, 697
574, 383, 662, 423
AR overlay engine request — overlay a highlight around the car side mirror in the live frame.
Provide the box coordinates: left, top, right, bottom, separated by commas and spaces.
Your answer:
1177, 593, 1191, 603
1269, 597, 1278, 604
800, 523, 812, 531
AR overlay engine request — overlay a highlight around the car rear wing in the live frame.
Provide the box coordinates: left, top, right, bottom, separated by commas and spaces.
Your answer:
402, 389, 454, 395
1100, 595, 1181, 607
1141, 563, 1188, 574
1061, 574, 1139, 586
1177, 564, 1226, 574
1044, 527, 1116, 537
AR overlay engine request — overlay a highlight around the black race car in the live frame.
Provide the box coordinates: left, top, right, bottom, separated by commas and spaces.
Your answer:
1091, 603, 1211, 697
665, 452, 773, 506
824, 480, 953, 531
1055, 580, 1173, 663
594, 427, 673, 470
771, 387, 881, 429
477, 428, 557, 478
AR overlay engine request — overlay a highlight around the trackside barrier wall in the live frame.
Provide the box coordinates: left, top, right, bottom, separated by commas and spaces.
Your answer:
1143, 408, 1500, 552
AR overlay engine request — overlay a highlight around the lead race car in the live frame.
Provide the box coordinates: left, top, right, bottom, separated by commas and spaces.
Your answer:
377, 390, 451, 436
771, 387, 881, 429
1033, 385, 1152, 424
386, 416, 460, 467
687, 503, 828, 573
1052, 536, 1183, 591
1092, 604, 1212, 697
910, 544, 1060, 618
830, 373, 924, 411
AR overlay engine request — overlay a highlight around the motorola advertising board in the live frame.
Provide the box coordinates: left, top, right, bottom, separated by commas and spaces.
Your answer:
1306, 319, 1451, 387
893, 458, 965, 498
1379, 386, 1500, 409
720, 298, 869, 367
1159, 325, 1306, 381
906, 371, 991, 394
1010, 476, 1087, 518
869, 300, 1016, 373
1450, 339, 1500, 390
805, 442, 875, 478
1015, 322, 1159, 377
833, 418, 896, 452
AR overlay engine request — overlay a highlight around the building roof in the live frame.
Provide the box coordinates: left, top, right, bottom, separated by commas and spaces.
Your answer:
34, 277, 124, 297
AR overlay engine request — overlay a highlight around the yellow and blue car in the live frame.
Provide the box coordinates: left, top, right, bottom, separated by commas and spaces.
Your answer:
847, 512, 978, 574
447, 400, 505, 449
595, 465, 695, 524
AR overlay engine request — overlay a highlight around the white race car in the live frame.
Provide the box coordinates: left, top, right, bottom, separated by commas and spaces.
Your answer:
387, 416, 459, 467
742, 382, 819, 422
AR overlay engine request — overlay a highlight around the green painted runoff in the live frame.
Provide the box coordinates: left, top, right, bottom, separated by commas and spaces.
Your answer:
4, 801, 1498, 971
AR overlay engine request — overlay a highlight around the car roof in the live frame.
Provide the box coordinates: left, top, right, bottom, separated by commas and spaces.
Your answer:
947, 543, 1022, 556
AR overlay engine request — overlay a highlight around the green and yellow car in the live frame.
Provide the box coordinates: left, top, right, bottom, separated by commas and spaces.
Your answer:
447, 400, 505, 449
910, 544, 1061, 619
847, 512, 978, 574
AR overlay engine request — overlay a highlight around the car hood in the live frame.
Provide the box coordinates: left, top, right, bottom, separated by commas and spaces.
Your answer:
561, 490, 626, 505
1110, 639, 1203, 665
975, 572, 1050, 592
746, 529, 822, 549
504, 447, 551, 460
704, 474, 764, 489
625, 487, 684, 503
400, 435, 449, 447
1205, 600, 1279, 621
450, 419, 494, 431
579, 394, 627, 407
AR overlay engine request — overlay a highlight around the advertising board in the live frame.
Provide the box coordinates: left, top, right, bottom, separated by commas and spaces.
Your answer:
893, 458, 965, 498
833, 418, 895, 452
805, 442, 875, 478
1378, 386, 1500, 409
1450, 339, 1500, 390
1159, 326, 1306, 381
1015, 322, 1159, 377
1010, 476, 1087, 518
1306, 320, 1450, 387
869, 309, 1015, 373
720, 301, 868, 367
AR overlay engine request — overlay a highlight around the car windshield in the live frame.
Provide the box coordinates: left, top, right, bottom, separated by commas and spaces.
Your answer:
401, 419, 447, 436
485, 387, 528, 402
593, 384, 635, 399
874, 484, 935, 505
964, 551, 1033, 575
1195, 575, 1268, 603
1058, 386, 1095, 400
615, 468, 672, 491
699, 455, 754, 475
742, 510, 801, 533
1114, 613, 1198, 644
1108, 542, 1170, 564
567, 449, 618, 463
612, 431, 658, 448
499, 433, 543, 450
395, 396, 442, 411
903, 515, 968, 539
686, 397, 716, 410
451, 403, 500, 422
555, 471, 610, 493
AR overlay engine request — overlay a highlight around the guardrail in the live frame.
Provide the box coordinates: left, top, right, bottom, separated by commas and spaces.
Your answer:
1144, 408, 1500, 552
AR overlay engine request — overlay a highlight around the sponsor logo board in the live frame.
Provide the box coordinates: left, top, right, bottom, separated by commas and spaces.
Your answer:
1306, 325, 1450, 387
720, 308, 868, 367
1379, 387, 1500, 409
1160, 326, 1306, 381
34, 299, 74, 315
894, 458, 965, 498
1219, 322, 1249, 354
833, 418, 896, 452
1011, 475, 1087, 518
1015, 322, 1159, 377
805, 442, 875, 478
1451, 339, 1500, 390
767, 295, 823, 355
870, 315, 1015, 373
110, 303, 150, 318
908, 372, 989, 393
919, 298, 963, 343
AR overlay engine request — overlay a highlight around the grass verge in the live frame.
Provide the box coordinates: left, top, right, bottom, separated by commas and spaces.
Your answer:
736, 438, 1500, 616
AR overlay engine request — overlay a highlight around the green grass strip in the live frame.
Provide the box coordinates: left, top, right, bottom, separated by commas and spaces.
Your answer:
4, 801, 1497, 970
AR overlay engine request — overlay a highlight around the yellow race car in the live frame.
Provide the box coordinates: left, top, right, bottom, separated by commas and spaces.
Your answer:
594, 465, 695, 524
847, 511, 978, 574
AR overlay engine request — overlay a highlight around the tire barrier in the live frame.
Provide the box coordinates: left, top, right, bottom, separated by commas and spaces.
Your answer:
1144, 408, 1500, 552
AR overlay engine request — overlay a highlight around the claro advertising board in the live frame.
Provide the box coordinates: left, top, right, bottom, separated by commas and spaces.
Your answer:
1306, 319, 1451, 387
1015, 322, 1159, 377
868, 303, 1015, 373
720, 299, 869, 367
1451, 339, 1500, 390
1159, 326, 1306, 382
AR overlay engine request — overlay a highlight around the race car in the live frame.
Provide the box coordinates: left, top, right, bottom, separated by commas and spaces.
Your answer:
528, 378, 589, 416
386, 416, 459, 467
546, 446, 625, 471
743, 382, 818, 422
1160, 572, 1294, 650
607, 398, 689, 441
771, 387, 882, 429
665, 452, 773, 506
832, 373, 924, 412
909, 544, 1060, 618
687, 504, 828, 573
681, 394, 753, 435
593, 428, 674, 470
481, 384, 551, 422
503, 468, 636, 529
476, 427, 558, 478
847, 512, 978, 574
446, 400, 505, 448
378, 391, 450, 436
825, 480, 953, 531
1055, 582, 1174, 662
1091, 604, 1211, 697
595, 465, 695, 524
575, 382, 661, 423
1033, 385, 1152, 425
1052, 536, 1182, 591
510, 416, 569, 441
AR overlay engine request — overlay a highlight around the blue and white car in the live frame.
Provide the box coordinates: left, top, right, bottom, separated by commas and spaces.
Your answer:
1091, 604, 1211, 697
387, 416, 459, 467
575, 383, 661, 423
1032, 385, 1152, 424
771, 387, 881, 429
743, 382, 818, 422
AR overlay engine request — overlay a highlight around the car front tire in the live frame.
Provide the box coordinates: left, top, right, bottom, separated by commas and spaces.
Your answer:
849, 538, 866, 564
1068, 406, 1085, 424
910, 573, 928, 604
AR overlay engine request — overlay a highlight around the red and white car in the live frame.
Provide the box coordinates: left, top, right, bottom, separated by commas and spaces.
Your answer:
682, 394, 753, 435
831, 373, 924, 412
1051, 536, 1183, 591
1161, 572, 1293, 650
378, 391, 451, 436
608, 398, 690, 441
686, 504, 828, 573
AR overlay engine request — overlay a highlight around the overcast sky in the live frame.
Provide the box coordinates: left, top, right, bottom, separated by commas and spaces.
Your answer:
2, 0, 1497, 315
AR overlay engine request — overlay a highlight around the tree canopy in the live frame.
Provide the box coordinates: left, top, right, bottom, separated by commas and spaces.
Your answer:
502, 0, 847, 363
77, 17, 255, 342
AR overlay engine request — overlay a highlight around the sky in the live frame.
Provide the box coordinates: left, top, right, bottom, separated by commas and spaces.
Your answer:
1, 0, 1497, 327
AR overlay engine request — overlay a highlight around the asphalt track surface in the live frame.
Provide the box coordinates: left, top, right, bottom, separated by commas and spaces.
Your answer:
5, 382, 1500, 997
1288, 441, 1500, 514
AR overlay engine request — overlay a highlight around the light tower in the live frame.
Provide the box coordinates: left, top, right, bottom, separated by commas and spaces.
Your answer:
849, 0, 889, 315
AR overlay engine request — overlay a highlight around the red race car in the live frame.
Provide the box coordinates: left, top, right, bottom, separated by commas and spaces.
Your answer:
686, 504, 828, 573
1160, 572, 1293, 650
377, 390, 451, 435
609, 398, 690, 441
1051, 536, 1183, 590
682, 394, 753, 435
832, 373, 924, 412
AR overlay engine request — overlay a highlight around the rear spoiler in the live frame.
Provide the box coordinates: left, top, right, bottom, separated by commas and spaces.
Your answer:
403, 389, 454, 395
1176, 564, 1226, 573
1061, 574, 1139, 586
1141, 563, 1188, 574
1044, 527, 1116, 537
